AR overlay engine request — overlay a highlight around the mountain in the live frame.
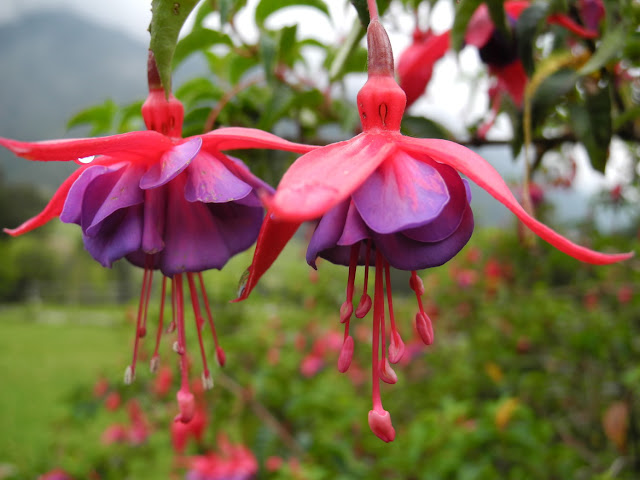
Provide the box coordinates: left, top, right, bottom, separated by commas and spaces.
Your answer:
0, 10, 149, 189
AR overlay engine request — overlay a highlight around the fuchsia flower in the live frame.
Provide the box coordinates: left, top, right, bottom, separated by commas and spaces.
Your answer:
185, 436, 258, 480
39, 469, 74, 480
465, 1, 530, 111
237, 14, 632, 442
466, 1, 602, 137
101, 399, 151, 446
397, 29, 450, 108
1, 52, 316, 424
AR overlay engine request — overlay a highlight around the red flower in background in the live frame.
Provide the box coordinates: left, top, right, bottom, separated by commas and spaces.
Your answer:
466, 1, 602, 137
184, 436, 258, 480
397, 29, 450, 108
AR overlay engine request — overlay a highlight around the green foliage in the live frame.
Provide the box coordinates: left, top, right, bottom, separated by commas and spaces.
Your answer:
1, 224, 639, 478
255, 0, 330, 26
149, 0, 200, 95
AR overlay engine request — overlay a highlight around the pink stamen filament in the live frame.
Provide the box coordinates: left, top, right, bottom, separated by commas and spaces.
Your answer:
128, 260, 153, 382
173, 274, 189, 386
371, 251, 385, 412
341, 244, 359, 324
356, 240, 373, 318
140, 255, 154, 338
187, 273, 212, 388
150, 275, 168, 371
198, 272, 226, 366
384, 261, 405, 364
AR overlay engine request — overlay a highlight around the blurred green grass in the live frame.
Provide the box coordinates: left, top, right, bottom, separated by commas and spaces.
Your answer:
0, 306, 128, 472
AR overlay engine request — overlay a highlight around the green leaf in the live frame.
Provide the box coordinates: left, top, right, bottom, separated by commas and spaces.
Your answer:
149, 0, 200, 96
401, 116, 452, 140
66, 99, 117, 136
117, 101, 145, 133
531, 68, 577, 124
569, 83, 612, 173
193, 0, 214, 28
486, 0, 509, 40
259, 33, 278, 83
578, 29, 627, 76
175, 77, 224, 108
349, 0, 370, 26
255, 0, 330, 26
516, 4, 548, 76
451, 0, 482, 51
229, 55, 260, 85
328, 19, 365, 81
173, 28, 233, 68
278, 25, 299, 67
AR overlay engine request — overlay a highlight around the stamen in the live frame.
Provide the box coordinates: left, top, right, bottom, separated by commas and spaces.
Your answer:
410, 271, 433, 345
355, 240, 373, 318
338, 245, 359, 373
139, 256, 155, 338
127, 261, 154, 383
186, 273, 213, 390
368, 250, 396, 442
371, 251, 384, 412
384, 261, 405, 364
198, 272, 226, 367
338, 335, 354, 373
173, 274, 194, 423
340, 244, 360, 323
150, 275, 168, 373
378, 257, 396, 384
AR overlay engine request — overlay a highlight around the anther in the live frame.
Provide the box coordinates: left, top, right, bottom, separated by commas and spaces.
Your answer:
368, 409, 396, 443
415, 312, 434, 346
175, 387, 195, 424
379, 358, 398, 384
202, 372, 214, 390
124, 365, 134, 385
384, 262, 405, 363
150, 355, 160, 374
338, 335, 355, 373
355, 240, 373, 318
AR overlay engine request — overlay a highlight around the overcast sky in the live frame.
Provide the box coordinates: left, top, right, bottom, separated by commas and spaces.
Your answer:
0, 0, 152, 40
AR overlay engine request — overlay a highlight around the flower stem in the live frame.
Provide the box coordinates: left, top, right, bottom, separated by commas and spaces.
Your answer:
368, 0, 379, 21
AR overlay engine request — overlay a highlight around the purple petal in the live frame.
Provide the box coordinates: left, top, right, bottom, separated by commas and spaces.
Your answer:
82, 163, 146, 236
157, 179, 263, 275
60, 162, 145, 236
83, 205, 143, 268
184, 151, 253, 203
337, 201, 370, 246
374, 204, 474, 270
306, 200, 350, 268
139, 137, 201, 189
352, 150, 450, 234
141, 186, 167, 254
60, 163, 124, 225
403, 160, 470, 242
224, 155, 275, 198
307, 200, 373, 268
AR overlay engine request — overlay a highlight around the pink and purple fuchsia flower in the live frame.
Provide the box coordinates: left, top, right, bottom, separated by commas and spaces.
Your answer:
1, 52, 316, 424
237, 8, 632, 442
